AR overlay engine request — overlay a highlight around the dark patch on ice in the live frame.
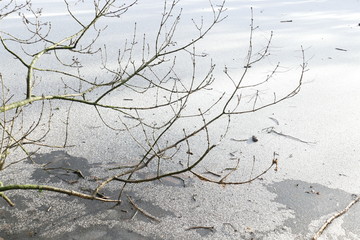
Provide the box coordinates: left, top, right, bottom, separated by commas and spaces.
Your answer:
28, 151, 91, 183
2, 224, 159, 240
266, 179, 359, 237
1, 151, 175, 240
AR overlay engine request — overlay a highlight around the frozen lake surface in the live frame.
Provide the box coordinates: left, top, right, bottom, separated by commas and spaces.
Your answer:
0, 0, 360, 239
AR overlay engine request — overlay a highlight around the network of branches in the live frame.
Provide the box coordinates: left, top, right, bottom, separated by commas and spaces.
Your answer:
0, 0, 306, 206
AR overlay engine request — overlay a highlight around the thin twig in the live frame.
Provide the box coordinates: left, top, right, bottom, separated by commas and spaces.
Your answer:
0, 181, 15, 206
0, 184, 121, 206
191, 156, 276, 185
185, 226, 215, 232
230, 138, 247, 142
0, 192, 15, 207
127, 196, 160, 222
264, 127, 316, 144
